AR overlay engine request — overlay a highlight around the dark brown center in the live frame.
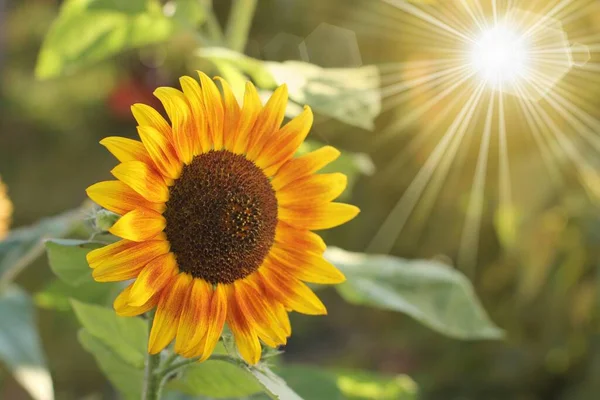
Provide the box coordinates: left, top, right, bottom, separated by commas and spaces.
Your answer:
164, 150, 277, 284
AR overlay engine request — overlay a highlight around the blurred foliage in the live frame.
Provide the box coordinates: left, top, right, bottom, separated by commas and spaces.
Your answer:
0, 0, 599, 399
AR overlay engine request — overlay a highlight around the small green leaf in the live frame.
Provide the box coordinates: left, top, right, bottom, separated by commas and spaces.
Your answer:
0, 209, 82, 285
71, 300, 147, 368
327, 247, 504, 340
93, 209, 120, 232
0, 286, 54, 400
36, 0, 175, 79
278, 365, 418, 400
78, 329, 143, 400
167, 359, 263, 398
246, 364, 304, 400
45, 239, 102, 286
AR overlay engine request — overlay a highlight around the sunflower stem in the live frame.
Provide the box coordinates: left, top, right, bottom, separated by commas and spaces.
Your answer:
142, 312, 163, 400
225, 0, 258, 52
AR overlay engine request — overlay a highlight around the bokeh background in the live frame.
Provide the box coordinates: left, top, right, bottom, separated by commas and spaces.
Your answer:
1, 0, 600, 399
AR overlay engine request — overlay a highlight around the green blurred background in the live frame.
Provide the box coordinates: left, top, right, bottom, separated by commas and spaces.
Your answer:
1, 0, 600, 399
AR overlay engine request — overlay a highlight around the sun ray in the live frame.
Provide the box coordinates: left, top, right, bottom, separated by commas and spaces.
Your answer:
457, 90, 496, 274
368, 81, 487, 254
381, 0, 477, 44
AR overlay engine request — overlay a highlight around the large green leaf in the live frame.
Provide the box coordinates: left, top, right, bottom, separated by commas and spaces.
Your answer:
167, 359, 263, 398
45, 239, 103, 286
36, 0, 175, 79
266, 61, 381, 131
71, 300, 147, 368
198, 47, 381, 130
278, 365, 418, 400
35, 279, 120, 311
327, 247, 504, 340
0, 209, 82, 285
78, 329, 143, 400
0, 286, 54, 400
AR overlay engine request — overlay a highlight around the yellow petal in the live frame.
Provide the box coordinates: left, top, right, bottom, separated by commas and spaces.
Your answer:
175, 278, 212, 356
215, 77, 241, 152
149, 273, 192, 354
198, 72, 225, 150
274, 221, 326, 254
113, 283, 159, 317
100, 137, 153, 166
258, 263, 327, 315
226, 286, 262, 365
137, 125, 182, 180
86, 180, 165, 216
272, 300, 291, 337
256, 106, 313, 177
196, 284, 228, 361
179, 76, 209, 154
271, 145, 341, 190
131, 103, 172, 142
111, 161, 169, 203
269, 245, 345, 284
154, 87, 194, 164
279, 202, 359, 231
234, 280, 287, 347
129, 253, 179, 306
276, 173, 347, 207
246, 84, 288, 162
109, 208, 166, 242
88, 240, 170, 282
232, 82, 262, 155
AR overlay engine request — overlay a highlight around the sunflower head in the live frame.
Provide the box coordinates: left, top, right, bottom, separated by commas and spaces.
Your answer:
86, 72, 359, 365
0, 176, 12, 240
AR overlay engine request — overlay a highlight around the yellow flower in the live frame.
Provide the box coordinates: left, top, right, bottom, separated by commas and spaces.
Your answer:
0, 176, 12, 240
86, 72, 359, 365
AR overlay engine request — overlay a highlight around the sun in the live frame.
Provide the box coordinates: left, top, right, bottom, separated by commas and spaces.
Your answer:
470, 23, 531, 90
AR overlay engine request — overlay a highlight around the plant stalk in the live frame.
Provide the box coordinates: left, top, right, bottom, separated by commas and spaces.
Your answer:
142, 312, 162, 400
225, 0, 258, 52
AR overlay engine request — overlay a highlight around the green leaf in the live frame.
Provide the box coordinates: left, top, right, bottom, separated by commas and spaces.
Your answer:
0, 209, 82, 285
78, 329, 143, 400
278, 365, 418, 400
246, 364, 304, 400
36, 0, 175, 79
70, 300, 147, 368
167, 359, 263, 398
45, 239, 102, 286
197, 48, 382, 130
0, 286, 54, 400
297, 140, 375, 200
265, 61, 381, 130
327, 247, 504, 340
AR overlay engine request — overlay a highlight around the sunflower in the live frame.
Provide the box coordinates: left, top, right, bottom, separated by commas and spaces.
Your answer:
0, 176, 12, 240
86, 72, 359, 365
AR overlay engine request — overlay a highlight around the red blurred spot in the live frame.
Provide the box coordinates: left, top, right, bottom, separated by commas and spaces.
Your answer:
108, 79, 162, 119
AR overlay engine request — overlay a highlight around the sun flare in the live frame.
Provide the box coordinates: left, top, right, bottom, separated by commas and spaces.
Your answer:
367, 0, 600, 272
470, 23, 530, 89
